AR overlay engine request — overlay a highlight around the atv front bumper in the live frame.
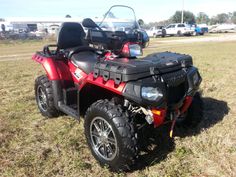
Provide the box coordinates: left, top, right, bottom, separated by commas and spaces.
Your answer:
122, 66, 201, 108
122, 66, 201, 127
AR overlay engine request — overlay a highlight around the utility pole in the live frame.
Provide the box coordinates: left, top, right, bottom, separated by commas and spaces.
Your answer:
181, 0, 184, 23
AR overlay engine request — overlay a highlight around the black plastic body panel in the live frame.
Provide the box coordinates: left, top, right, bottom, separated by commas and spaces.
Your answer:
94, 52, 193, 84
122, 66, 201, 108
186, 66, 202, 94
88, 29, 142, 52
122, 76, 167, 107
63, 87, 77, 105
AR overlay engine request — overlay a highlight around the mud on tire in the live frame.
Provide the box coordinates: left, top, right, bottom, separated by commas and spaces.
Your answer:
35, 75, 60, 118
84, 99, 138, 172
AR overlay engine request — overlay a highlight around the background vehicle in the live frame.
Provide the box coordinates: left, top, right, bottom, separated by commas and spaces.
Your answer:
146, 26, 163, 37
162, 23, 195, 37
194, 24, 208, 35
32, 5, 203, 171
209, 24, 236, 33
0, 22, 13, 32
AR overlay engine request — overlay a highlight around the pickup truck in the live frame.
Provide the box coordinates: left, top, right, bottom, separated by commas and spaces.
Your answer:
192, 24, 208, 35
162, 23, 195, 37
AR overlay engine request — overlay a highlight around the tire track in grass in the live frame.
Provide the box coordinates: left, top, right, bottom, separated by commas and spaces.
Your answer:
0, 53, 32, 62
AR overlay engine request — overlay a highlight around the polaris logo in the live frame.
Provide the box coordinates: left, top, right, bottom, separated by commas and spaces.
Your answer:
74, 69, 83, 80
166, 60, 178, 66
166, 62, 174, 66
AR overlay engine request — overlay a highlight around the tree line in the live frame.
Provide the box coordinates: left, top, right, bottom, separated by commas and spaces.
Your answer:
143, 11, 236, 29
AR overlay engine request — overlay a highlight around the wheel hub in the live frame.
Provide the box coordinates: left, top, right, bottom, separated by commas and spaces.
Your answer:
90, 117, 117, 161
37, 86, 48, 111
99, 133, 108, 144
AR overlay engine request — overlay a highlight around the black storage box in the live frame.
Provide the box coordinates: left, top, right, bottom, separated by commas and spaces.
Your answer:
94, 52, 193, 84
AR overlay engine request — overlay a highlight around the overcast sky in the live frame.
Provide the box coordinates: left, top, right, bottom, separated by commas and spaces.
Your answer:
0, 0, 235, 22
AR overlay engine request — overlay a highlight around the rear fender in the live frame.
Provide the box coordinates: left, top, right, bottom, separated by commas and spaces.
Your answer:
32, 54, 72, 81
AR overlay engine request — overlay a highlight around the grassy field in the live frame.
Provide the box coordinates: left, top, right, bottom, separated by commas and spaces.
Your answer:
0, 37, 236, 177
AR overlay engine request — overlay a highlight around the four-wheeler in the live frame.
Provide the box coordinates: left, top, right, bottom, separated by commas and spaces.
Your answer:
33, 5, 203, 171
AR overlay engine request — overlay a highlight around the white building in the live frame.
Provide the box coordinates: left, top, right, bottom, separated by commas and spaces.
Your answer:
2, 17, 84, 34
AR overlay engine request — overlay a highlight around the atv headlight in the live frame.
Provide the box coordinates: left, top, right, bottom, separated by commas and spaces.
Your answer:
141, 87, 163, 101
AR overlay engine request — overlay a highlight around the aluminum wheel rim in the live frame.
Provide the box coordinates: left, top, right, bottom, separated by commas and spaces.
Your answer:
90, 116, 118, 161
37, 86, 48, 111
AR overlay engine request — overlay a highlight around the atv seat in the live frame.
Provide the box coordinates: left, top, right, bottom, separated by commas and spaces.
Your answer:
57, 22, 98, 74
71, 51, 98, 74
43, 22, 88, 56
57, 22, 86, 49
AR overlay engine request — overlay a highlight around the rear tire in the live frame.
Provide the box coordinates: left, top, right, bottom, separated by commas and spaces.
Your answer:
177, 30, 182, 36
35, 75, 60, 118
84, 99, 137, 171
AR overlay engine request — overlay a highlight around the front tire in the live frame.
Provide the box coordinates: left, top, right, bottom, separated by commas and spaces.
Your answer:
35, 75, 60, 118
84, 100, 137, 171
180, 92, 203, 127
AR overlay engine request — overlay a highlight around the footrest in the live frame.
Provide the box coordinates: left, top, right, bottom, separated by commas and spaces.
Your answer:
58, 101, 80, 120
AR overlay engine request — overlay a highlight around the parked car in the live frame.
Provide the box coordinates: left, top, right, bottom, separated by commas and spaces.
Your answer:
209, 24, 236, 33
162, 23, 195, 37
0, 31, 43, 40
146, 26, 163, 38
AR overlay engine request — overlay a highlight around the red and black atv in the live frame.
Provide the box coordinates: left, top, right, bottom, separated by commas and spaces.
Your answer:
33, 5, 202, 171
